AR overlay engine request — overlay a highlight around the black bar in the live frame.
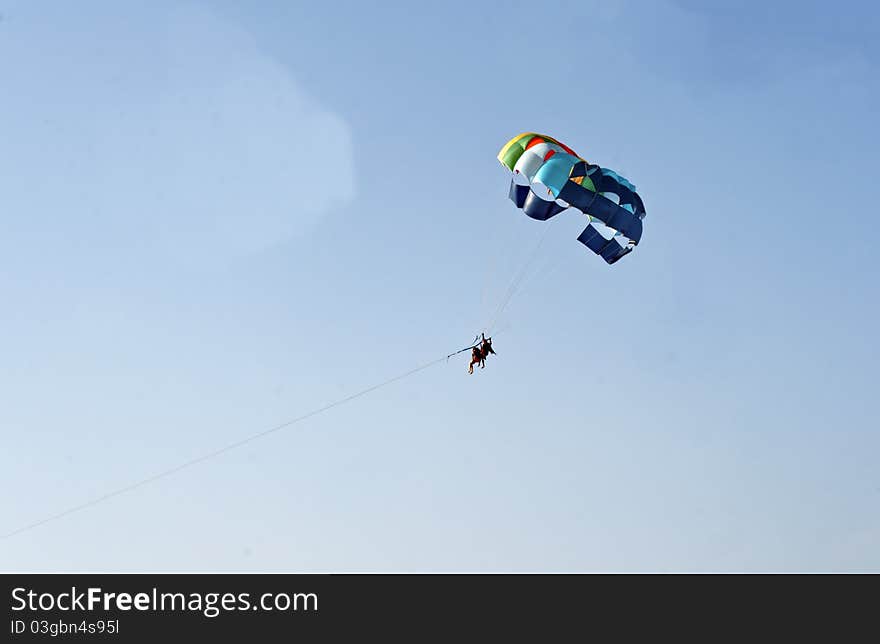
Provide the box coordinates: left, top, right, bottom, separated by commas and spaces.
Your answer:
2, 573, 874, 641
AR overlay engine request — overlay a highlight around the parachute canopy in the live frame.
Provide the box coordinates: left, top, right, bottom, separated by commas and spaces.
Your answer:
497, 132, 646, 265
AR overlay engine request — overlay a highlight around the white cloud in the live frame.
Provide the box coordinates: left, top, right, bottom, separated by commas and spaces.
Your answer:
0, 2, 354, 265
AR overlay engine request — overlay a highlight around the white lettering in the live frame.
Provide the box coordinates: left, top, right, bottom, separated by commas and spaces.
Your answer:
134, 593, 150, 610
10, 589, 26, 611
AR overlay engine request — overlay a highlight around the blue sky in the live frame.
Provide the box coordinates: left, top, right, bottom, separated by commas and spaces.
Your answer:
1, 0, 877, 571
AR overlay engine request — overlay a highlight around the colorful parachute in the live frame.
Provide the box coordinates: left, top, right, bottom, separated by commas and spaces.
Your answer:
497, 132, 646, 264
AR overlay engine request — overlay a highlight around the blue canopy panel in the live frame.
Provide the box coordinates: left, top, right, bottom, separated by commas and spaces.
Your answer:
532, 153, 581, 197
598, 168, 636, 193
592, 173, 640, 215
508, 179, 566, 221
508, 180, 530, 208
558, 180, 643, 244
577, 223, 634, 265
